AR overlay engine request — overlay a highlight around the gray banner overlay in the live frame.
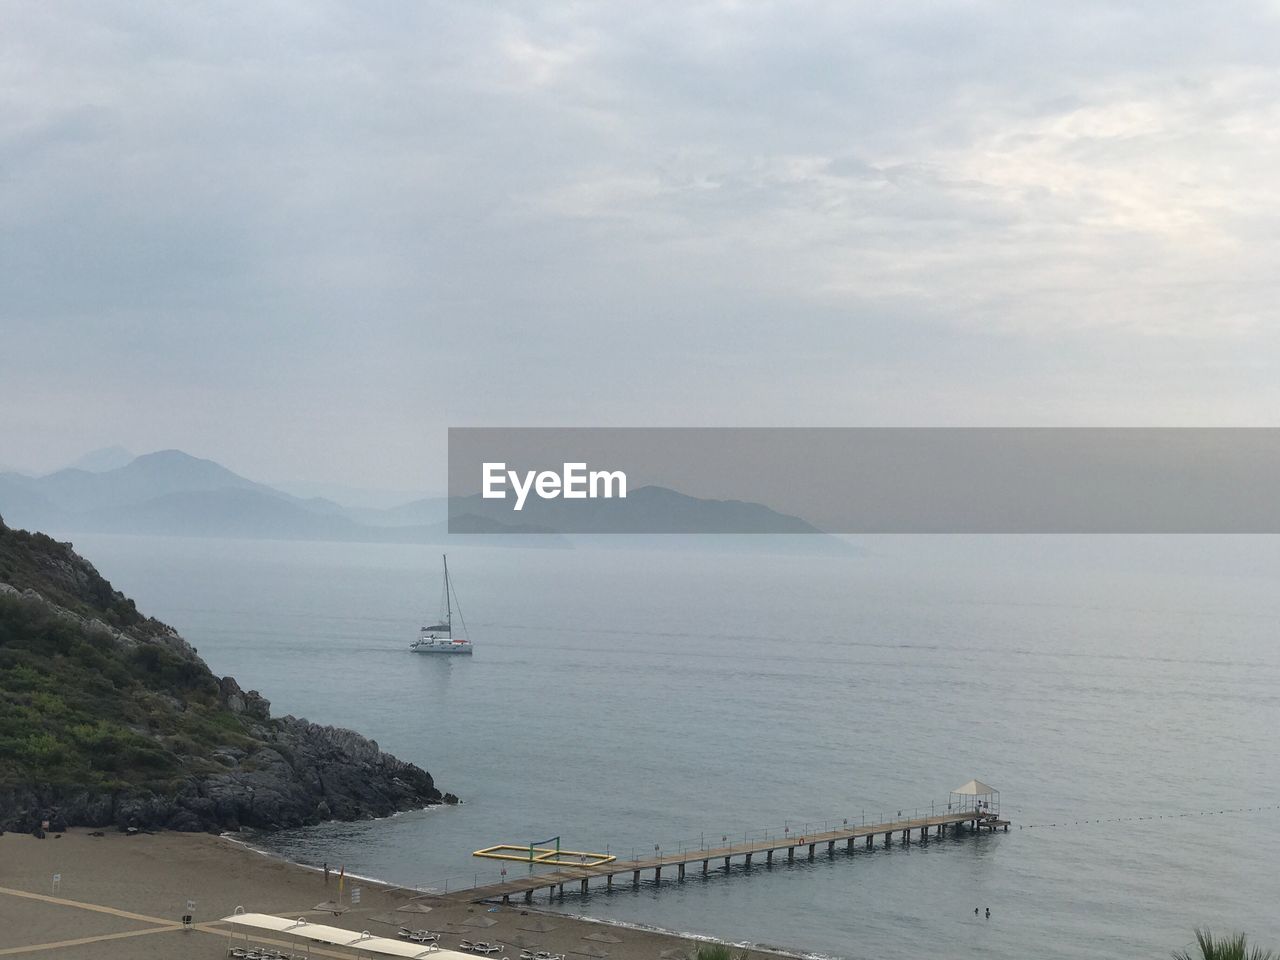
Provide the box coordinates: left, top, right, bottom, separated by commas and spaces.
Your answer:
448, 428, 1280, 534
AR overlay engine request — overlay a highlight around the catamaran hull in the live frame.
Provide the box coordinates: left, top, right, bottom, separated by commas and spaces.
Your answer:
410, 643, 473, 655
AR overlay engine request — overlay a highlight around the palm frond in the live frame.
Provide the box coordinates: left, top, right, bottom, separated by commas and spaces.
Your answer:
1173, 927, 1276, 960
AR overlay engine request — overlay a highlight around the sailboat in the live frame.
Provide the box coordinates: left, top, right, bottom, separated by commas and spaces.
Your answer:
409, 555, 473, 655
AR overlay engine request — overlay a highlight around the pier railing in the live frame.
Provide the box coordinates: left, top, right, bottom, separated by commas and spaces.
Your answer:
645, 796, 982, 862
410, 796, 994, 895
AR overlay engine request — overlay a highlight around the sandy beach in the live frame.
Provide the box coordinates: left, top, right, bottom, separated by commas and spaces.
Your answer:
0, 829, 796, 960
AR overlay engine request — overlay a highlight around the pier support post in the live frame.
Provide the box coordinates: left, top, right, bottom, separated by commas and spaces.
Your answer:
581, 879, 589, 894
678, 864, 685, 881
503, 895, 510, 904
745, 852, 752, 868
827, 840, 835, 856
607, 874, 613, 890
847, 838, 854, 852
902, 829, 909, 843
525, 890, 533, 904
766, 850, 773, 865
808, 843, 815, 860
787, 847, 794, 862
866, 835, 873, 850
702, 860, 708, 875
884, 832, 892, 846
654, 866, 661, 882
633, 870, 640, 886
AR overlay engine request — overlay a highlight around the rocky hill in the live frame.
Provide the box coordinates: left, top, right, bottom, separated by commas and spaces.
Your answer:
0, 514, 455, 833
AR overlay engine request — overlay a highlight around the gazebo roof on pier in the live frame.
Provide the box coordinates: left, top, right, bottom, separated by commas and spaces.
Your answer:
951, 779, 998, 796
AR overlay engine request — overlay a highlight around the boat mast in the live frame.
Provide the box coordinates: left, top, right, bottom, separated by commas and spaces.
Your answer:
443, 554, 451, 630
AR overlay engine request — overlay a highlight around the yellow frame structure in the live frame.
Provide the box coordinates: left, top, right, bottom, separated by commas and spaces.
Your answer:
473, 844, 616, 867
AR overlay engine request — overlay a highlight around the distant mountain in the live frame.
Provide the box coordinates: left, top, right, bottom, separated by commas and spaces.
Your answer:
0, 449, 838, 551
352, 496, 449, 527
271, 480, 435, 511
449, 484, 824, 534
78, 488, 372, 540
66, 445, 136, 473
29, 450, 270, 514
0, 450, 558, 545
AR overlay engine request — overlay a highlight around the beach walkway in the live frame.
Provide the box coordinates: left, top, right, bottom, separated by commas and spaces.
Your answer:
0, 883, 354, 959
447, 810, 1009, 904
1, 830, 775, 960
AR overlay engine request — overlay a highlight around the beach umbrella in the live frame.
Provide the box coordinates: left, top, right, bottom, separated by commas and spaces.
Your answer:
396, 902, 435, 915
312, 901, 349, 914
367, 912, 402, 926
569, 946, 609, 958
462, 915, 499, 928
506, 933, 543, 948
583, 931, 623, 943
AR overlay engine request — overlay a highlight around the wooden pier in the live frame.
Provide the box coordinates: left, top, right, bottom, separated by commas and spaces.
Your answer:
441, 810, 1009, 904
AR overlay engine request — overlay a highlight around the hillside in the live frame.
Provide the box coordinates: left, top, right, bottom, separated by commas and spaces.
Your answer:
0, 514, 454, 833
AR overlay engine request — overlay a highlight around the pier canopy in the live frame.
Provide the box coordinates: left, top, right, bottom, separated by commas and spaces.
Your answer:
221, 912, 471, 959
949, 779, 999, 817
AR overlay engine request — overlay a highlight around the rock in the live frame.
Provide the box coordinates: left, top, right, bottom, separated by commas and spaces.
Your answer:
0, 524, 452, 835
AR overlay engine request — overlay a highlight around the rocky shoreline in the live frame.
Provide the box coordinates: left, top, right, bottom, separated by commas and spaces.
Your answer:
0, 518, 456, 835
0, 673, 459, 833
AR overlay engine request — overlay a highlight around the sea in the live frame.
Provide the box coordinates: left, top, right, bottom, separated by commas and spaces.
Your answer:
59, 532, 1280, 960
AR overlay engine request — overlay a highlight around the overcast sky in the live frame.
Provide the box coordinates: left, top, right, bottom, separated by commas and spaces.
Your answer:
2, 1, 1278, 490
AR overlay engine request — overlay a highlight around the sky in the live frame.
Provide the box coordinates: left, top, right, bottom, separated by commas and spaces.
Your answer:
2, 1, 1279, 491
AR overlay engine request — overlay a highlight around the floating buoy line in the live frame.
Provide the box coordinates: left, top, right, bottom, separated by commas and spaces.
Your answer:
1017, 804, 1280, 830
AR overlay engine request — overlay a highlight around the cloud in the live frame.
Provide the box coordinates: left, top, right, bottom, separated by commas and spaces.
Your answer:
2, 1, 1279, 482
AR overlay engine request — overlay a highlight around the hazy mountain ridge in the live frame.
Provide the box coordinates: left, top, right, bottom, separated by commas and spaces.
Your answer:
0, 451, 457, 543
0, 449, 837, 549
66, 446, 136, 473
449, 484, 823, 534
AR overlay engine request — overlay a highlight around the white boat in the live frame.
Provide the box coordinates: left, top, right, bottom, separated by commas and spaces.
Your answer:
410, 555, 473, 655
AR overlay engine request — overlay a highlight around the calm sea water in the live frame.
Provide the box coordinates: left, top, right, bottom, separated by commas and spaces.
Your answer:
62, 533, 1280, 959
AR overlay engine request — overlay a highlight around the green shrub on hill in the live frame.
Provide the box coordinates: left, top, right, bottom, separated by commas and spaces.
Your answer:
0, 517, 257, 794
0, 591, 252, 792
0, 513, 447, 833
